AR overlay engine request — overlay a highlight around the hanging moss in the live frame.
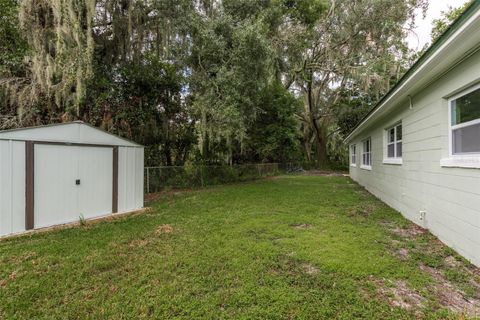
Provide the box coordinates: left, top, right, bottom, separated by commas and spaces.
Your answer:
14, 0, 95, 119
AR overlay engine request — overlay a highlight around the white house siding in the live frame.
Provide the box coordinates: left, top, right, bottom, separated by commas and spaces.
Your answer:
349, 50, 480, 266
118, 146, 144, 213
0, 140, 25, 236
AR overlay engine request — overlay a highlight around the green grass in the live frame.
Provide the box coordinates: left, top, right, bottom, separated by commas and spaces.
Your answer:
0, 175, 478, 319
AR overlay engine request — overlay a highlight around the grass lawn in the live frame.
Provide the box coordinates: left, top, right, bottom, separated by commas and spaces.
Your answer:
1, 175, 479, 319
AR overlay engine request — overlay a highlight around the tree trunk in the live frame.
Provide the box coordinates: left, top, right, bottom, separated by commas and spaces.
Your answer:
306, 80, 327, 164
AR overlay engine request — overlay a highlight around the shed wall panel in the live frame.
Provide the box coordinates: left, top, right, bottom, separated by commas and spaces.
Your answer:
135, 148, 144, 208
118, 147, 128, 212
118, 147, 144, 213
0, 140, 25, 236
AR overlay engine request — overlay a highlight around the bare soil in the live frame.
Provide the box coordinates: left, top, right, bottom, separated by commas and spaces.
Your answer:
302, 263, 319, 275
155, 224, 173, 235
420, 263, 480, 317
290, 223, 312, 229
368, 276, 425, 311
382, 219, 480, 317
390, 224, 428, 238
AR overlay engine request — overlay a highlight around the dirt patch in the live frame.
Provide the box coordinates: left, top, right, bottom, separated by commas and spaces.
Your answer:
390, 239, 401, 246
129, 239, 150, 248
420, 263, 480, 317
444, 256, 461, 268
155, 224, 173, 235
302, 263, 319, 275
396, 248, 410, 261
1, 251, 37, 265
8, 271, 18, 281
290, 223, 312, 229
368, 276, 425, 311
0, 271, 20, 287
390, 224, 427, 238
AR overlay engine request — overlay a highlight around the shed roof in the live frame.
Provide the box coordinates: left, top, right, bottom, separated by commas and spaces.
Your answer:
0, 121, 142, 147
345, 1, 480, 142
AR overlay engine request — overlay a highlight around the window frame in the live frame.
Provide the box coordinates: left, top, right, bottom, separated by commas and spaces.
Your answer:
448, 82, 480, 157
361, 138, 372, 170
441, 82, 480, 169
383, 122, 403, 165
350, 144, 356, 167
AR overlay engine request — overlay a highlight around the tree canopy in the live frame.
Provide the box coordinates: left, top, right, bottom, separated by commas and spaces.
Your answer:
0, 0, 428, 166
431, 1, 471, 42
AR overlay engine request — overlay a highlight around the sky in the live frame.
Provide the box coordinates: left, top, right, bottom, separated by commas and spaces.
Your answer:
407, 0, 470, 51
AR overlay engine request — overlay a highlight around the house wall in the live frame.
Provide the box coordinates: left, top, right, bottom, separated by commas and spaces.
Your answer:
349, 49, 480, 266
0, 140, 26, 236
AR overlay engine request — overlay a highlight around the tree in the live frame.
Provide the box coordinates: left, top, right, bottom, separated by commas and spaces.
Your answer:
1, 0, 430, 167
431, 1, 471, 41
286, 0, 427, 163
0, 0, 28, 129
84, 57, 195, 166
186, 0, 306, 164
4, 0, 197, 166
245, 81, 302, 163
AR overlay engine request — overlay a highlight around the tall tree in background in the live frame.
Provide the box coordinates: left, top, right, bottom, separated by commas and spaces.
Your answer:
431, 1, 471, 41
0, 0, 428, 166
286, 0, 427, 163
17, 0, 96, 117
0, 0, 28, 128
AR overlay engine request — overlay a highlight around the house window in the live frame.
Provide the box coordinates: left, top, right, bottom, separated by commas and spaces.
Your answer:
362, 138, 372, 169
450, 85, 480, 154
350, 144, 356, 166
386, 123, 402, 159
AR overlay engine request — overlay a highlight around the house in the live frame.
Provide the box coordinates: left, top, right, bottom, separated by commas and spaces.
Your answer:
0, 121, 144, 237
345, 2, 480, 266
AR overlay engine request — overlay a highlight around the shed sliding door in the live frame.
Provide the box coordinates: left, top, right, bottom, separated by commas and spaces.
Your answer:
34, 144, 113, 229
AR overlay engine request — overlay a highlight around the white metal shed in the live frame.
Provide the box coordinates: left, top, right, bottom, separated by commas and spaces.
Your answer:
0, 121, 144, 236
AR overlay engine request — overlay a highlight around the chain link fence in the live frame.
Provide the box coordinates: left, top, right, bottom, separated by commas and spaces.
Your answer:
144, 161, 347, 193
145, 163, 281, 193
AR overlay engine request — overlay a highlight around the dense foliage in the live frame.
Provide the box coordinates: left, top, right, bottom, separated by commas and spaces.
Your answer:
0, 0, 429, 166
431, 1, 472, 42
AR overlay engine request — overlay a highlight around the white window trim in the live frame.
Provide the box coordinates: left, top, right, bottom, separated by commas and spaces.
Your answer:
440, 156, 480, 168
350, 144, 357, 167
361, 138, 372, 170
383, 122, 402, 165
441, 82, 480, 169
383, 158, 403, 165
